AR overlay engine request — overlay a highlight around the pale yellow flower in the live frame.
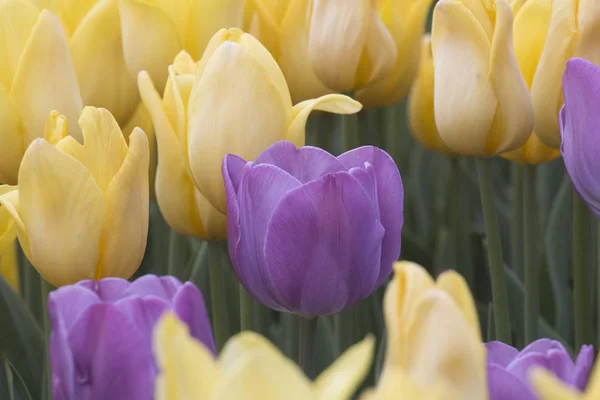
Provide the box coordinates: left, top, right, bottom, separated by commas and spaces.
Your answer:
0, 197, 19, 291
533, 362, 600, 400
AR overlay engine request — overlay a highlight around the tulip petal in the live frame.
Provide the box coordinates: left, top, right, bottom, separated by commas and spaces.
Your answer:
531, 368, 580, 400
574, 0, 600, 67
264, 171, 384, 315
255, 141, 346, 183
48, 285, 102, 333
49, 307, 77, 399
338, 146, 403, 286
67, 303, 155, 399
235, 164, 302, 309
486, 341, 519, 368
70, 0, 138, 126
487, 364, 537, 400
507, 351, 574, 389
18, 139, 106, 286
119, 0, 181, 92
188, 38, 290, 213
315, 335, 375, 399
431, 0, 497, 156
561, 58, 600, 218
222, 153, 247, 271
572, 345, 594, 391
121, 274, 182, 300
0, 187, 32, 263
114, 295, 170, 353
172, 282, 217, 355
0, 84, 24, 184
436, 270, 481, 341
287, 94, 362, 147
98, 128, 149, 280
77, 278, 130, 301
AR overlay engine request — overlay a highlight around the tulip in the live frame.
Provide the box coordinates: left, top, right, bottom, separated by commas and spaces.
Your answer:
119, 0, 245, 93
500, 0, 560, 164
307, 0, 397, 93
360, 367, 458, 400
408, 35, 456, 156
0, 197, 18, 291
138, 52, 227, 240
370, 262, 488, 400
431, 0, 534, 157
528, 0, 600, 148
356, 0, 434, 108
560, 58, 600, 220
486, 339, 593, 400
533, 362, 600, 400
142, 28, 362, 216
222, 140, 403, 316
0, 3, 83, 184
49, 275, 215, 400
0, 107, 149, 287
153, 312, 374, 399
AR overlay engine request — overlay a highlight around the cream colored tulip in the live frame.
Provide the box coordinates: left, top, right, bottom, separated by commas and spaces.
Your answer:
431, 0, 534, 157
0, 107, 149, 287
356, 0, 434, 108
0, 2, 83, 184
154, 312, 374, 400
139, 52, 227, 240
367, 262, 488, 400
0, 195, 19, 291
307, 0, 397, 93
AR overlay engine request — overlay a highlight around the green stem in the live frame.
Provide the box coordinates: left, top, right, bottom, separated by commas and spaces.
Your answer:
208, 241, 229, 352
239, 283, 254, 332
476, 158, 512, 345
573, 192, 591, 349
41, 278, 52, 400
448, 159, 461, 276
511, 164, 524, 279
167, 229, 179, 277
523, 165, 538, 344
383, 106, 400, 164
341, 113, 358, 152
298, 317, 318, 379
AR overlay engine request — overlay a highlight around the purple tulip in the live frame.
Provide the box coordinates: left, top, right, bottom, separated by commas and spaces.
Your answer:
561, 58, 600, 219
486, 339, 594, 400
222, 140, 403, 316
48, 275, 215, 400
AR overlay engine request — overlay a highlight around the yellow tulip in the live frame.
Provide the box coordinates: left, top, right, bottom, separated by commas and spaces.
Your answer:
533, 362, 600, 400
369, 262, 488, 400
0, 107, 149, 287
360, 367, 458, 400
524, 0, 600, 148
408, 35, 456, 156
141, 28, 362, 215
138, 52, 227, 240
356, 0, 434, 108
0, 197, 19, 291
431, 0, 534, 157
307, 0, 398, 93
0, 2, 83, 184
153, 312, 374, 400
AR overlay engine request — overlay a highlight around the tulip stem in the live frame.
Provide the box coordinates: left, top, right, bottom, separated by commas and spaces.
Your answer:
475, 158, 512, 345
573, 192, 591, 349
208, 241, 229, 352
523, 165, 538, 344
40, 278, 52, 400
511, 164, 524, 279
239, 283, 254, 331
298, 317, 318, 379
341, 112, 359, 152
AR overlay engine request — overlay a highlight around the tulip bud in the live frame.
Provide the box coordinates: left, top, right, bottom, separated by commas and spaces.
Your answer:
0, 3, 83, 184
307, 0, 397, 93
49, 275, 215, 399
408, 35, 456, 156
0, 107, 149, 287
431, 0, 534, 157
356, 0, 434, 108
0, 197, 18, 291
530, 0, 600, 148
222, 141, 403, 316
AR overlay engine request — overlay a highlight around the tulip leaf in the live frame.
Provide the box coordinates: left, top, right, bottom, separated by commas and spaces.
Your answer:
0, 358, 33, 400
0, 276, 43, 400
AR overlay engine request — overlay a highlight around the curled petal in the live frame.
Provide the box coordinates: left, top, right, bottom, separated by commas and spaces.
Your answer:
487, 364, 537, 400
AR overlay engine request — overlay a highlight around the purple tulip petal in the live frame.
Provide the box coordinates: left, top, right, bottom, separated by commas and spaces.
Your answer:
486, 341, 519, 368
122, 275, 182, 301
235, 164, 302, 309
66, 303, 155, 400
507, 351, 574, 387
76, 279, 131, 302
561, 58, 600, 219
337, 146, 403, 286
223, 154, 247, 196
255, 141, 346, 183
48, 286, 102, 332
519, 339, 568, 357
223, 154, 248, 270
572, 345, 595, 391
487, 364, 537, 400
172, 283, 216, 355
264, 171, 385, 315
50, 317, 77, 400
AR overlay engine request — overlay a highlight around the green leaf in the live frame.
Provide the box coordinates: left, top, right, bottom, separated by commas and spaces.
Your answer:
0, 358, 33, 400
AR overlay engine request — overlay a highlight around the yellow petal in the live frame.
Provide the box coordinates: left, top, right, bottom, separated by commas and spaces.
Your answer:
188, 35, 290, 213
53, 0, 98, 36
574, 0, 600, 66
0, 0, 39, 90
118, 0, 182, 92
529, 0, 577, 148
71, 0, 139, 126
43, 110, 68, 145
315, 335, 375, 399
287, 94, 362, 147
0, 204, 19, 291
435, 270, 481, 341
431, 0, 497, 156
0, 186, 32, 264
531, 368, 582, 400
486, 0, 534, 154
501, 133, 560, 165
243, 0, 283, 58
0, 85, 24, 185
363, 367, 453, 400
308, 0, 370, 92
11, 10, 83, 145
153, 312, 221, 400
18, 139, 106, 286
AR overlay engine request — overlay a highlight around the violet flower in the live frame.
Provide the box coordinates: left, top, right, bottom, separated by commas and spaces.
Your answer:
486, 339, 594, 400
48, 275, 215, 400
222, 140, 404, 316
